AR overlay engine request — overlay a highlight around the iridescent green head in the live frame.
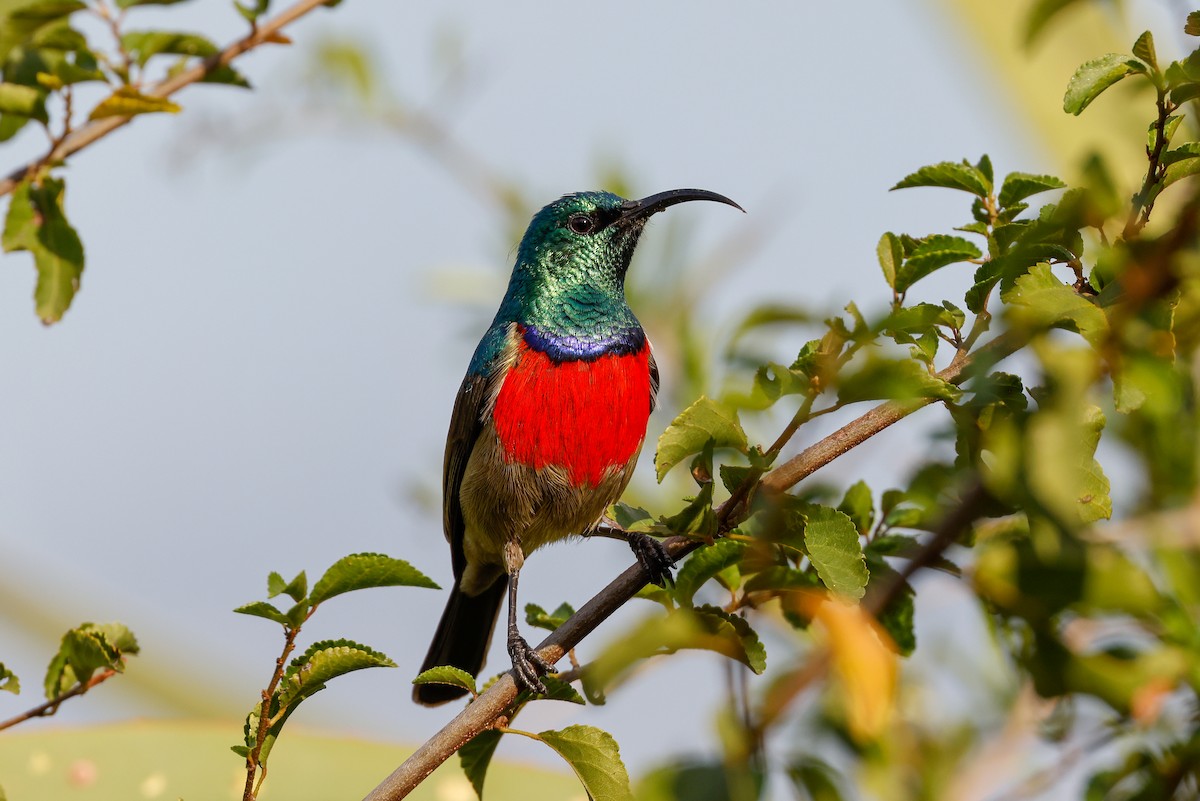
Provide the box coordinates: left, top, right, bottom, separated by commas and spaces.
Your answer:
512, 188, 743, 290
480, 188, 742, 363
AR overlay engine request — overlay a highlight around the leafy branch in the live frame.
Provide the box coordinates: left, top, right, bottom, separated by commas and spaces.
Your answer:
0, 622, 138, 733
233, 553, 438, 801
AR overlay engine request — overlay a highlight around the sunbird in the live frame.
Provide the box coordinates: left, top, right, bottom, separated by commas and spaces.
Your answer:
414, 188, 743, 705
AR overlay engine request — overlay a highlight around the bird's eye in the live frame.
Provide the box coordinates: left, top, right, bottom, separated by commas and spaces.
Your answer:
567, 214, 596, 235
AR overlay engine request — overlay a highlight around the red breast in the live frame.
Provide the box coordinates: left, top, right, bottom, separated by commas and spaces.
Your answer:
491, 341, 652, 488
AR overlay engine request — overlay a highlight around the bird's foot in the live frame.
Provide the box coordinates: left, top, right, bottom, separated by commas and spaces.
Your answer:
627, 531, 675, 587
507, 630, 553, 695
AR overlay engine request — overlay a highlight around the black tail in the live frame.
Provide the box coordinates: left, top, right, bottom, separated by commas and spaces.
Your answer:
413, 577, 508, 706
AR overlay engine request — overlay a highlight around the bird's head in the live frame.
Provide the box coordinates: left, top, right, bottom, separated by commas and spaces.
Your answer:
513, 189, 743, 289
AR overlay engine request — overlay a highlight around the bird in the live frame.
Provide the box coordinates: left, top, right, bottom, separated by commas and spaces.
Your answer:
413, 188, 743, 706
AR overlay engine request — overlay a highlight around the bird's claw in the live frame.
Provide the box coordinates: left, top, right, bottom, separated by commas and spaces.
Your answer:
508, 631, 553, 695
627, 531, 675, 587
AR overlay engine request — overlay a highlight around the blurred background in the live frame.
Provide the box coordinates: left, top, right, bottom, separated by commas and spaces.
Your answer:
0, 0, 1186, 798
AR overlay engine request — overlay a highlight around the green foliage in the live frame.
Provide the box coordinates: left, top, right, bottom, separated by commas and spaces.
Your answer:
1064, 53, 1149, 115
412, 666, 477, 696
655, 396, 747, 481
308, 552, 438, 603
0, 663, 18, 695
43, 623, 138, 699
524, 601, 575, 632
533, 725, 634, 801
3, 178, 84, 324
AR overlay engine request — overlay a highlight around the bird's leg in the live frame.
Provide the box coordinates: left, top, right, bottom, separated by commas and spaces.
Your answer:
589, 519, 676, 588
503, 539, 552, 695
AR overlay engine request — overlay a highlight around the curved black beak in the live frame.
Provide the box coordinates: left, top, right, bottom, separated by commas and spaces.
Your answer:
618, 188, 744, 224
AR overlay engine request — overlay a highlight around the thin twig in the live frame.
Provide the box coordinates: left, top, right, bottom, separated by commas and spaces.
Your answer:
0, 668, 118, 731
0, 0, 334, 198
242, 618, 307, 801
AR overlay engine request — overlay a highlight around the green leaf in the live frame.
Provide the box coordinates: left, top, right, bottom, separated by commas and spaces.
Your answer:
655, 397, 747, 482
837, 480, 874, 535
867, 562, 916, 656
836, 356, 961, 405
661, 481, 717, 538
536, 726, 634, 801
998, 172, 1067, 208
1187, 12, 1200, 36
876, 232, 901, 290
519, 674, 585, 705
0, 82, 45, 120
460, 729, 503, 800
267, 571, 288, 597
87, 87, 181, 120
803, 504, 868, 600
525, 602, 575, 632
1003, 263, 1108, 347
787, 756, 847, 801
674, 540, 746, 606
894, 234, 981, 293
120, 30, 217, 67
1162, 142, 1200, 189
4, 178, 85, 324
723, 361, 811, 410
281, 571, 307, 602
1063, 54, 1148, 115
412, 666, 476, 696
234, 0, 269, 22
692, 605, 766, 673
198, 64, 251, 88
609, 502, 655, 533
891, 160, 991, 197
44, 623, 137, 698
0, 662, 20, 694
309, 552, 438, 604
232, 601, 290, 626
1132, 31, 1158, 74
277, 639, 395, 711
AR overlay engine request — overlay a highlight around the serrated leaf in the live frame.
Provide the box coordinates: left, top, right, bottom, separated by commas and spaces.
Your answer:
232, 601, 291, 626
277, 639, 395, 710
876, 232, 901, 290
460, 729, 503, 800
655, 397, 747, 482
0, 662, 20, 694
998, 172, 1067, 208
0, 82, 45, 121
309, 552, 438, 604
1064, 54, 1148, 116
674, 540, 746, 606
412, 665, 476, 695
525, 602, 575, 632
891, 161, 990, 197
282, 571, 307, 602
1003, 263, 1108, 347
267, 571, 287, 597
894, 234, 981, 293
609, 502, 655, 533
120, 30, 217, 67
692, 605, 767, 673
536, 725, 634, 801
661, 482, 716, 538
87, 87, 181, 120
44, 623, 134, 698
836, 356, 961, 405
803, 505, 868, 600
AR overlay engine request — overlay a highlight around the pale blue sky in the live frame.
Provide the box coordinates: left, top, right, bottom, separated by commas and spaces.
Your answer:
1, 0, 1068, 787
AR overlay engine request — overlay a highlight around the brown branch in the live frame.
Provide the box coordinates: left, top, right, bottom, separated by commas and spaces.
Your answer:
362, 335, 1019, 801
0, 668, 118, 731
0, 0, 334, 198
242, 621, 304, 801
1123, 87, 1175, 240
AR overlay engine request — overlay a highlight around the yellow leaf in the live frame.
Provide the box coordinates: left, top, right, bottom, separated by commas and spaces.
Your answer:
797, 593, 898, 743
87, 87, 181, 121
